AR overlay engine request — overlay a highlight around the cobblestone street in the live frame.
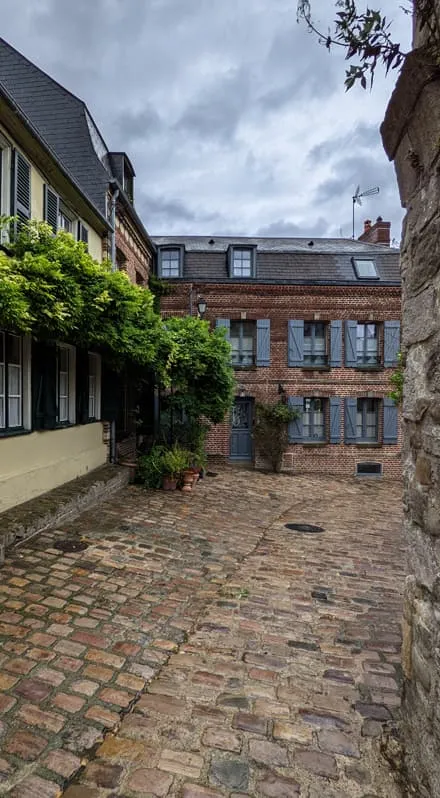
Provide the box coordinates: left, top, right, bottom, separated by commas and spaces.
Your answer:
0, 469, 404, 797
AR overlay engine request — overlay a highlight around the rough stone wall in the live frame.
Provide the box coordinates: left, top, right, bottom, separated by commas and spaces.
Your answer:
381, 31, 440, 798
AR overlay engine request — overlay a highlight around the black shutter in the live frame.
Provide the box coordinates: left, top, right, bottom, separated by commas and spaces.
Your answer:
43, 185, 59, 233
77, 222, 89, 247
101, 363, 120, 422
76, 348, 89, 424
31, 340, 57, 430
12, 150, 31, 231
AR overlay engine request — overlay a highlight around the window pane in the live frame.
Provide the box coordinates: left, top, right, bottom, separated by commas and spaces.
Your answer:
161, 250, 180, 277
59, 347, 69, 372
8, 397, 21, 427
233, 249, 252, 276
8, 335, 21, 365
59, 398, 69, 423
304, 323, 312, 339
354, 259, 378, 278
8, 364, 21, 395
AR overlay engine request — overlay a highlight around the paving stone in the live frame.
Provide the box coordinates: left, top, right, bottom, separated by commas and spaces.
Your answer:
8, 775, 61, 797
182, 786, 223, 798
0, 673, 19, 690
233, 712, 268, 735
210, 758, 249, 790
138, 693, 186, 716
346, 763, 372, 785
202, 726, 242, 752
83, 761, 124, 788
52, 692, 86, 713
17, 704, 65, 733
96, 736, 154, 761
216, 693, 250, 710
258, 770, 301, 797
44, 749, 82, 778
272, 721, 313, 744
362, 719, 383, 738
249, 739, 289, 767
63, 787, 100, 798
126, 767, 174, 795
158, 749, 204, 779
0, 695, 16, 714
5, 730, 48, 759
99, 687, 132, 707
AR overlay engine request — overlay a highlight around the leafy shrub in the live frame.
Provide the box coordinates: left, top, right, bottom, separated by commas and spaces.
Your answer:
254, 401, 299, 473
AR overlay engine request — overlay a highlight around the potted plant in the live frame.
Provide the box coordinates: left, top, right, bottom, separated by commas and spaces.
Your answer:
161, 445, 190, 491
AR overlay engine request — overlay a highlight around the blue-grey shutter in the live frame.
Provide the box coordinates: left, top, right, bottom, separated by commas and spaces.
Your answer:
12, 150, 31, 229
288, 320, 304, 366
329, 397, 341, 443
383, 398, 398, 444
215, 319, 230, 340
384, 321, 401, 367
256, 319, 270, 367
43, 185, 59, 233
227, 247, 233, 277
288, 396, 303, 443
344, 397, 357, 443
345, 321, 357, 367
330, 321, 342, 367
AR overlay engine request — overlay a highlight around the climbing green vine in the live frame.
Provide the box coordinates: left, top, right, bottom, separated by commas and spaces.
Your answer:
0, 220, 235, 425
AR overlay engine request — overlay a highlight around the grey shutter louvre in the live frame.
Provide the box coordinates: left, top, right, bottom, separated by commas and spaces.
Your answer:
12, 150, 31, 228
288, 320, 304, 366
256, 319, 270, 367
384, 321, 401, 367
344, 397, 357, 443
288, 396, 303, 443
383, 398, 398, 444
329, 397, 341, 443
227, 247, 233, 277
43, 185, 59, 233
345, 320, 357, 367
330, 320, 342, 367
215, 319, 230, 340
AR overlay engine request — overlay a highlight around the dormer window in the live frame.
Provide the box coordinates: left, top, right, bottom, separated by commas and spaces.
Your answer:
229, 246, 256, 278
158, 247, 183, 278
352, 258, 379, 279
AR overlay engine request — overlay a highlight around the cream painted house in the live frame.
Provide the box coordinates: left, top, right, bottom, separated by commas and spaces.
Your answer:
0, 37, 155, 513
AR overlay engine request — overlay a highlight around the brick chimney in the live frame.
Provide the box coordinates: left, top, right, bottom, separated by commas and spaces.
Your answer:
358, 216, 391, 246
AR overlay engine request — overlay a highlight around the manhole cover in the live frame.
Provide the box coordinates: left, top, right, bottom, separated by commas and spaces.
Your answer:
54, 539, 89, 553
284, 523, 324, 534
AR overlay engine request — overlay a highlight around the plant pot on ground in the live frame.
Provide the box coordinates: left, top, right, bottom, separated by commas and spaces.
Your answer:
162, 475, 178, 491
161, 445, 191, 492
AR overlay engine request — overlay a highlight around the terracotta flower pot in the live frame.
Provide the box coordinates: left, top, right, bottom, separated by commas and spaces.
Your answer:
163, 476, 178, 491
181, 469, 194, 492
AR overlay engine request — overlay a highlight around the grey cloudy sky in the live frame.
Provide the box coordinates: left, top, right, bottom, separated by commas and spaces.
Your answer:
0, 0, 411, 241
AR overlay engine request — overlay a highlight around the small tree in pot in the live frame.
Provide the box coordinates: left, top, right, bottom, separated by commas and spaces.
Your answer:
254, 401, 299, 473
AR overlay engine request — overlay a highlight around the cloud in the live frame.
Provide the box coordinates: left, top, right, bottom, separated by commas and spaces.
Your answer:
0, 0, 410, 241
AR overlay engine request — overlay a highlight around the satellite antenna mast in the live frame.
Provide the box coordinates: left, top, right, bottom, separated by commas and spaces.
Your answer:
352, 185, 380, 239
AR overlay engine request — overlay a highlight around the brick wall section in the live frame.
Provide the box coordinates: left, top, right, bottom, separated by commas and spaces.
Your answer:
115, 216, 151, 285
161, 281, 402, 479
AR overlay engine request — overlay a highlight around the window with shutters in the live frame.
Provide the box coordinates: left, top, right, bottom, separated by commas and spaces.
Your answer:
303, 322, 328, 365
230, 321, 256, 367
44, 185, 59, 233
0, 137, 12, 240
58, 201, 75, 234
303, 398, 326, 441
56, 345, 76, 425
0, 332, 23, 432
88, 353, 101, 421
158, 247, 183, 278
356, 398, 379, 442
356, 323, 379, 365
77, 222, 89, 249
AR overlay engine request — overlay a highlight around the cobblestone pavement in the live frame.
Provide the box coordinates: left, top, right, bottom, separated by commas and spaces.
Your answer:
0, 469, 404, 797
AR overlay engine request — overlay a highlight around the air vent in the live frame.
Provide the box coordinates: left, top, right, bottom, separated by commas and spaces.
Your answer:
356, 462, 382, 477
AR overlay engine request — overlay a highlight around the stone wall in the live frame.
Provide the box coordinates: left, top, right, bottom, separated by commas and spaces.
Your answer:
381, 25, 440, 797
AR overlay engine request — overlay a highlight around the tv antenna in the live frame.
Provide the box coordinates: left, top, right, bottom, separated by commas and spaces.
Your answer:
352, 185, 380, 239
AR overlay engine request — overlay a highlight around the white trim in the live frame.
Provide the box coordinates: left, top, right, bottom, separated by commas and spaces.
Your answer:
56, 343, 76, 425
88, 352, 101, 421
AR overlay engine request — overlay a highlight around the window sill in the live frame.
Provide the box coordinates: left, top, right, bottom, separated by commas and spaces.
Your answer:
56, 422, 76, 429
353, 441, 381, 447
0, 428, 32, 439
301, 441, 328, 447
355, 365, 383, 372
301, 365, 331, 372
233, 365, 257, 371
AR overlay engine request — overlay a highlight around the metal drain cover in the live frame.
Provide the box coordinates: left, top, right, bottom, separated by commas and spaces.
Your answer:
54, 539, 89, 553
206, 471, 218, 477
284, 523, 324, 534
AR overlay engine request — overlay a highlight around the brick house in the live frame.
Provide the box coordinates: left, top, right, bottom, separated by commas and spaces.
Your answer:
0, 38, 155, 511
154, 220, 401, 479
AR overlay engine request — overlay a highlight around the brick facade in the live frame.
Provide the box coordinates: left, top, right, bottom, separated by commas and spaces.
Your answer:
161, 277, 401, 479
115, 215, 151, 285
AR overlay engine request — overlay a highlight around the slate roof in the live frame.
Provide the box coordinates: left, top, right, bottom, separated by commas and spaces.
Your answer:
0, 38, 153, 248
153, 236, 401, 285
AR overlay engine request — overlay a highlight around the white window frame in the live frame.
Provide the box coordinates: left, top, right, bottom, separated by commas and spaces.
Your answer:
232, 247, 254, 278
58, 200, 76, 234
159, 248, 181, 278
0, 332, 31, 433
0, 132, 12, 244
88, 352, 101, 421
56, 344, 76, 425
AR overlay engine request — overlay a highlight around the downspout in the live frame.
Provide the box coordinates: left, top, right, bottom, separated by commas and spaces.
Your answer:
110, 185, 119, 271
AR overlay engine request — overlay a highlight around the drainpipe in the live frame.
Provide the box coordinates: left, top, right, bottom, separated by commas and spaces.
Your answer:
189, 283, 194, 316
110, 185, 119, 271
